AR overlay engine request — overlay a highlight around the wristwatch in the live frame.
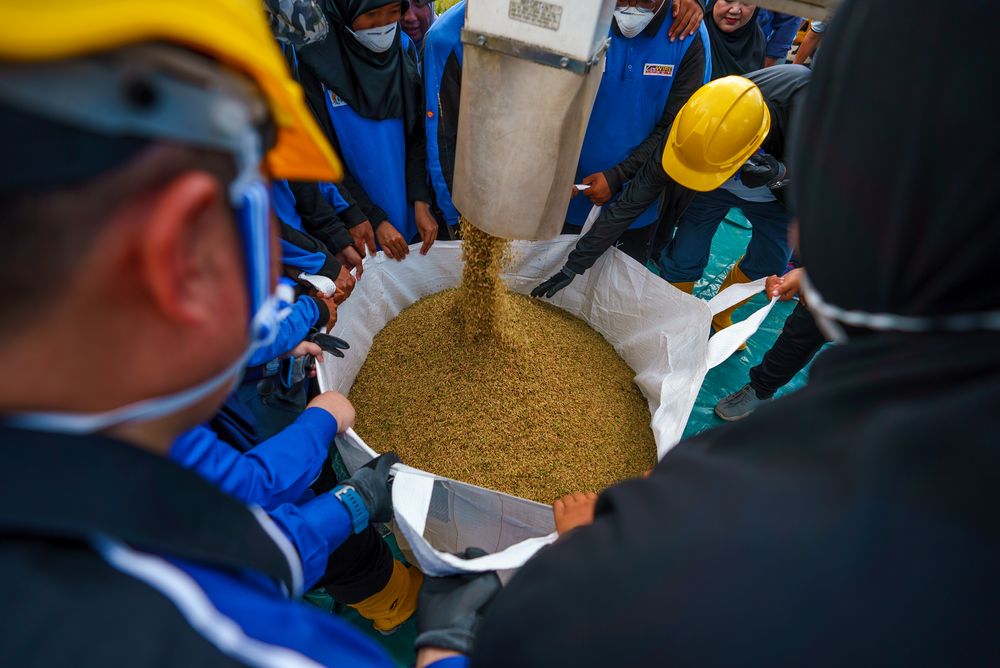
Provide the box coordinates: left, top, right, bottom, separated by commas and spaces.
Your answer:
332, 484, 369, 534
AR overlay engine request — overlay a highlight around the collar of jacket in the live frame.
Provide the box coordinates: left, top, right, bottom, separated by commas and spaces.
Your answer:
0, 425, 297, 593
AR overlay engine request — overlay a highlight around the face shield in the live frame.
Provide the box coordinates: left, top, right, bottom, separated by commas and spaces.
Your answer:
0, 45, 287, 433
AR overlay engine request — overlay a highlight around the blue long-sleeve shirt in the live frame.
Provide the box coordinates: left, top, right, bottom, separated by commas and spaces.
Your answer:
280, 239, 328, 275
170, 408, 353, 588
274, 180, 343, 275
757, 10, 803, 61
171, 408, 336, 509
267, 492, 353, 589
247, 295, 320, 368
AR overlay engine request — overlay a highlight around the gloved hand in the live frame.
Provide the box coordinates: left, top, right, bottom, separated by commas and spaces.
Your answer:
414, 548, 501, 654
530, 267, 576, 299
311, 331, 350, 358
340, 452, 400, 523
739, 152, 787, 189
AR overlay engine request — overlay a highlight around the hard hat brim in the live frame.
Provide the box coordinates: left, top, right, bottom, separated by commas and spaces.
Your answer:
0, 0, 342, 182
661, 141, 739, 192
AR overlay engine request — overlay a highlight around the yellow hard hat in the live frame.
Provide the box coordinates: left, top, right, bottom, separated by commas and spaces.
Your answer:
662, 76, 770, 192
0, 0, 341, 182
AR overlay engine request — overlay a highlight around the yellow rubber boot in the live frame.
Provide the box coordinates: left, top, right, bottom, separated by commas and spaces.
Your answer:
670, 280, 696, 295
349, 561, 424, 634
711, 261, 753, 348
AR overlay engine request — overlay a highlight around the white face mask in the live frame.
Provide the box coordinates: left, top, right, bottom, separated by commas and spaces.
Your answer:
800, 272, 1000, 344
614, 6, 657, 38
349, 22, 398, 53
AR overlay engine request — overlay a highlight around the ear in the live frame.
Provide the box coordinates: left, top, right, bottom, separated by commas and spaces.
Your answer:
138, 171, 241, 328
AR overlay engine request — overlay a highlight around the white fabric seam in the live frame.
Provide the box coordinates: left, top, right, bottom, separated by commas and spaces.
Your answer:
250, 506, 305, 598
92, 536, 322, 668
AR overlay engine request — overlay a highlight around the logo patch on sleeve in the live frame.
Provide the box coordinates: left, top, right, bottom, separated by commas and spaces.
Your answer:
327, 91, 347, 108
643, 63, 675, 77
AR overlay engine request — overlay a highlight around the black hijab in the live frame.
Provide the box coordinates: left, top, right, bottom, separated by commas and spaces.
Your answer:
705, 0, 766, 79
297, 0, 422, 130
792, 0, 1000, 324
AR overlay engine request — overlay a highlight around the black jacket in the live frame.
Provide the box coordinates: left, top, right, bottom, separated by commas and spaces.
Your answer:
0, 427, 295, 666
474, 331, 1000, 666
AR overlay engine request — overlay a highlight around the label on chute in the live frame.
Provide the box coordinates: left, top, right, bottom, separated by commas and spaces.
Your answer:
509, 0, 562, 31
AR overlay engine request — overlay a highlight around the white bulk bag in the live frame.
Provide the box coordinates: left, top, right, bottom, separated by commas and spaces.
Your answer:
318, 237, 774, 577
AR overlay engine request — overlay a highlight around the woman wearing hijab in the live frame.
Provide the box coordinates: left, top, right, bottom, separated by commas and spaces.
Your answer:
706, 0, 766, 78
475, 0, 1000, 664
296, 0, 438, 261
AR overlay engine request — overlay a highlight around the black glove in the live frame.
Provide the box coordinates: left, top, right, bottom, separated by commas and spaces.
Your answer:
414, 548, 501, 655
341, 452, 400, 523
530, 267, 576, 299
739, 153, 787, 189
310, 331, 350, 358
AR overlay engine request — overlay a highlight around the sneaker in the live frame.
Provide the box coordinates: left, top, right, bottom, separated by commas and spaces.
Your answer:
714, 384, 771, 422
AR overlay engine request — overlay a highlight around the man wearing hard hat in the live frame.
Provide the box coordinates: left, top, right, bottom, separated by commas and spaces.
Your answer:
533, 65, 810, 340
0, 1, 494, 665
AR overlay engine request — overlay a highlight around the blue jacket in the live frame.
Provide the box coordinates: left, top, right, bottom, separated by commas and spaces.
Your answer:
0, 426, 411, 667
247, 294, 320, 368
565, 15, 706, 230
171, 408, 337, 510
320, 181, 352, 215
171, 408, 355, 589
423, 0, 466, 228
273, 179, 306, 232
273, 180, 343, 277
281, 241, 327, 275
757, 10, 802, 61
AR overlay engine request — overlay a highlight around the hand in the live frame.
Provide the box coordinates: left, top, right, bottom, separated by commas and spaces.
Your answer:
342, 452, 401, 523
668, 0, 704, 41
287, 340, 324, 365
307, 391, 356, 433
582, 172, 612, 205
311, 332, 350, 357
414, 547, 502, 654
740, 153, 787, 189
414, 200, 438, 255
553, 492, 598, 535
767, 267, 805, 302
336, 245, 364, 279
416, 648, 463, 668
335, 265, 355, 303
530, 267, 576, 299
310, 290, 339, 330
376, 220, 410, 261
349, 220, 378, 258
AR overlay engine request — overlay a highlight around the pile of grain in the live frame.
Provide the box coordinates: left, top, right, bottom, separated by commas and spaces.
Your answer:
349, 220, 656, 502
